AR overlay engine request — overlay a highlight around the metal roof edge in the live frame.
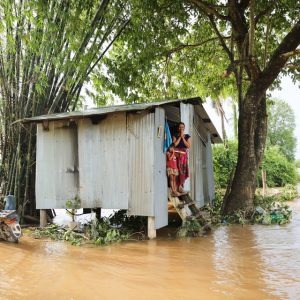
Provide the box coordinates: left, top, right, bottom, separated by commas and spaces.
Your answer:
21, 97, 202, 123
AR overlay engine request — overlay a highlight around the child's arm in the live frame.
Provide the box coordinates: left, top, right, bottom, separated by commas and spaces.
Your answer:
167, 151, 175, 160
166, 152, 171, 160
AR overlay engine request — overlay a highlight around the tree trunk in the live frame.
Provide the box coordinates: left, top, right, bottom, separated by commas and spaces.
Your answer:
221, 19, 300, 215
222, 89, 268, 214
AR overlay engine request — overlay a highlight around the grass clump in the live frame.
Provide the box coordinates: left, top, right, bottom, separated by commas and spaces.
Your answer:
32, 210, 146, 246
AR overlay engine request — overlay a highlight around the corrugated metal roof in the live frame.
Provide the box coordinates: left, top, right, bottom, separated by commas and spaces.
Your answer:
23, 97, 199, 122
22, 97, 222, 143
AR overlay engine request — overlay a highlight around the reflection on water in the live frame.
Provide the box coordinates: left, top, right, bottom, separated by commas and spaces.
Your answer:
253, 199, 300, 299
1, 201, 300, 300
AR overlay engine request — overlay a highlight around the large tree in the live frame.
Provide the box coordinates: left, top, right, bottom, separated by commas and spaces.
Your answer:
0, 0, 129, 217
91, 0, 300, 215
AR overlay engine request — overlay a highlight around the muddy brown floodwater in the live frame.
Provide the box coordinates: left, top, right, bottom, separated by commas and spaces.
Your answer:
1, 199, 300, 300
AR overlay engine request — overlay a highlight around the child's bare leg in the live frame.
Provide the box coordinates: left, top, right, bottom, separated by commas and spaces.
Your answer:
171, 175, 179, 195
169, 175, 174, 193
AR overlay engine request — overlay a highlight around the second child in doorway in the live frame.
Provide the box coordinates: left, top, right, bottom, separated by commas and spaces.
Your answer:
166, 144, 180, 196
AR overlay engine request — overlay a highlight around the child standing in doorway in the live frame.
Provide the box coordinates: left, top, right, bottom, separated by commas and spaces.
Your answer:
166, 143, 180, 196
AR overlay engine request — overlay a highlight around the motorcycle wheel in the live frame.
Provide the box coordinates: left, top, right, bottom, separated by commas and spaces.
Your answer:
0, 224, 19, 243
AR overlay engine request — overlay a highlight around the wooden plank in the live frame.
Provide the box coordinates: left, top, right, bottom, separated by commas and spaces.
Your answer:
179, 194, 199, 216
168, 193, 189, 221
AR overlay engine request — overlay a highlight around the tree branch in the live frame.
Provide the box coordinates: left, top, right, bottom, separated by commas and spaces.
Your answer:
188, 0, 230, 21
286, 63, 300, 69
238, 0, 250, 11
163, 36, 230, 56
250, 20, 300, 98
254, 4, 274, 26
280, 48, 300, 58
208, 15, 234, 62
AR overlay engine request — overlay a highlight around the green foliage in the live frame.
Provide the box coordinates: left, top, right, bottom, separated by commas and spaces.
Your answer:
259, 146, 298, 187
295, 160, 300, 168
65, 195, 81, 222
213, 141, 298, 188
108, 209, 147, 233
278, 184, 298, 201
225, 202, 292, 225
87, 218, 129, 246
177, 219, 204, 237
203, 188, 294, 226
33, 224, 86, 246
32, 209, 146, 246
212, 140, 238, 188
65, 195, 81, 210
0, 0, 130, 213
90, 0, 300, 104
200, 189, 223, 225
89, 0, 236, 104
267, 99, 296, 161
251, 195, 292, 225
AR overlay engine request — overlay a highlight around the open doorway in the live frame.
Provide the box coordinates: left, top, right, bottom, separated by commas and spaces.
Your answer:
164, 104, 181, 138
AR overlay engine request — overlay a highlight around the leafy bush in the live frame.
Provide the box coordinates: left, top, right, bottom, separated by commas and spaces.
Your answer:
65, 195, 81, 222
267, 99, 296, 161
32, 210, 147, 246
251, 198, 292, 225
177, 219, 204, 237
213, 141, 298, 188
279, 184, 298, 201
259, 146, 298, 187
200, 188, 294, 226
87, 218, 129, 246
212, 140, 238, 188
294, 160, 300, 182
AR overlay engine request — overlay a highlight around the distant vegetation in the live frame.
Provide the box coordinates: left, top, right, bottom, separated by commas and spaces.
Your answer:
213, 99, 298, 189
213, 142, 298, 189
267, 99, 297, 161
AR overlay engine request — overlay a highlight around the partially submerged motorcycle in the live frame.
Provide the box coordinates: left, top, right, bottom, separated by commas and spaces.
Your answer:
0, 195, 22, 243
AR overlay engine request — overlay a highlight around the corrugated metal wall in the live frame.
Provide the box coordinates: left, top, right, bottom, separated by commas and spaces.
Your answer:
180, 103, 194, 192
36, 121, 78, 209
153, 108, 168, 229
77, 113, 128, 209
180, 103, 212, 207
35, 104, 216, 223
192, 126, 205, 207
127, 112, 154, 216
206, 132, 215, 203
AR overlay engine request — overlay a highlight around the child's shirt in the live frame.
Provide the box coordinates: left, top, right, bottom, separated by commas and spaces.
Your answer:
166, 151, 178, 169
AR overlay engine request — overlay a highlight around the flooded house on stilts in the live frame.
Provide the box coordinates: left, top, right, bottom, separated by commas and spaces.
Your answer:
24, 97, 222, 238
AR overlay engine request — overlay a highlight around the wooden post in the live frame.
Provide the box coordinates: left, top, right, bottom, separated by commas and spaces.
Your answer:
94, 208, 101, 220
40, 209, 47, 227
262, 170, 267, 196
147, 216, 156, 239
